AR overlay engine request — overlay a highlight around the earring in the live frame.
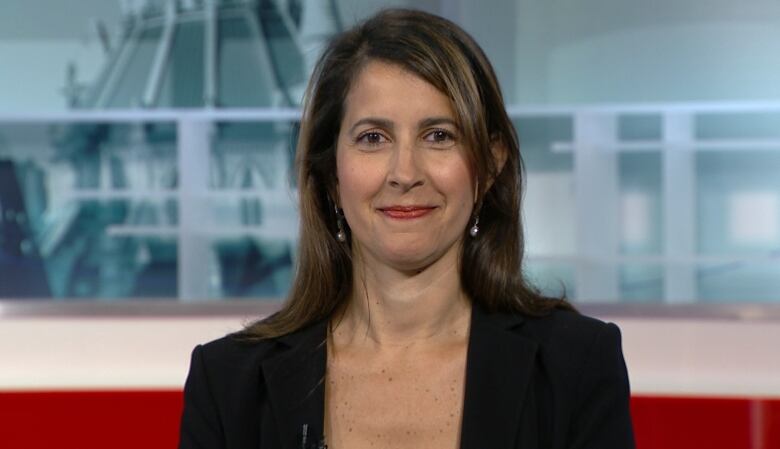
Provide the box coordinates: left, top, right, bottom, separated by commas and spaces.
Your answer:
469, 215, 480, 238
335, 205, 347, 242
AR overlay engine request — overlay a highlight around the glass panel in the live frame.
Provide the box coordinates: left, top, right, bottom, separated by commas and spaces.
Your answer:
205, 121, 298, 299
106, 26, 162, 108
618, 152, 662, 301
255, 2, 306, 105
518, 117, 576, 295
619, 114, 662, 142
525, 260, 576, 300
218, 15, 275, 107
696, 150, 780, 301
157, 20, 205, 108
0, 122, 178, 300
619, 152, 662, 255
697, 263, 780, 303
697, 112, 780, 141
620, 263, 664, 303
0, 118, 303, 301
210, 237, 293, 298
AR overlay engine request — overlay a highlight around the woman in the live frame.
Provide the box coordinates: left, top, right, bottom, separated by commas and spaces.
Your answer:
179, 9, 634, 449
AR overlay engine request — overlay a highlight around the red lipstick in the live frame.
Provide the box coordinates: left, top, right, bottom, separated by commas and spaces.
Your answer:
379, 206, 436, 219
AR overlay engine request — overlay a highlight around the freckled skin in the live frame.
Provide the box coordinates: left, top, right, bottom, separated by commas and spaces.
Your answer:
324, 338, 467, 449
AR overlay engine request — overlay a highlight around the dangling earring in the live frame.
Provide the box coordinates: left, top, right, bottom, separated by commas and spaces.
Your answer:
470, 178, 480, 238
335, 204, 347, 242
469, 215, 480, 238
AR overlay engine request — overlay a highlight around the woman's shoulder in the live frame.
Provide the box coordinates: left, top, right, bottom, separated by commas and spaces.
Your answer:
477, 302, 625, 365
193, 317, 327, 373
522, 307, 619, 344
518, 307, 627, 376
193, 333, 280, 374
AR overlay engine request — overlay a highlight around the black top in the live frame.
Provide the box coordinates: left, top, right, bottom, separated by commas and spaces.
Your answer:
178, 304, 635, 449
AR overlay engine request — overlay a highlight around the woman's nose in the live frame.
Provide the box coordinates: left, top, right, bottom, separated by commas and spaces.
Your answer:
387, 140, 424, 190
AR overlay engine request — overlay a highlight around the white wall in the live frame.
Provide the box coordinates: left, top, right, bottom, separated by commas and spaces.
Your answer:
511, 0, 780, 104
0, 40, 105, 112
0, 0, 120, 112
2, 312, 779, 397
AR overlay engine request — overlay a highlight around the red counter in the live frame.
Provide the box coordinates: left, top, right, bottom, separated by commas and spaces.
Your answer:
2, 391, 779, 449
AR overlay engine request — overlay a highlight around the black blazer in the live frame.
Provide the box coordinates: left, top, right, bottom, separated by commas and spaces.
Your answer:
179, 305, 635, 449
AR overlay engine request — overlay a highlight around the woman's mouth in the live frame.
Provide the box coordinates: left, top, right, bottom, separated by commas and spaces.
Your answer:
378, 206, 437, 219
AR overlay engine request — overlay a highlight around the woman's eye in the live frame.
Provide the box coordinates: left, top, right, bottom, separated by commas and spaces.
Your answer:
357, 131, 387, 146
424, 129, 456, 147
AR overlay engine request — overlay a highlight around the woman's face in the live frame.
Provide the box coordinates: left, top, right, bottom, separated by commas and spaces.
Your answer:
336, 60, 475, 272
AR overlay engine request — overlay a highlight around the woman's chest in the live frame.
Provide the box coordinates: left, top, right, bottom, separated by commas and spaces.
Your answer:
324, 346, 467, 449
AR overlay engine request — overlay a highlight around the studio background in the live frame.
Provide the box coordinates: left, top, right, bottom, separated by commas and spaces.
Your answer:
1, 1, 779, 448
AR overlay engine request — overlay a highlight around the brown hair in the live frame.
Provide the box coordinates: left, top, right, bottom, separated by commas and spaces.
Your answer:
241, 8, 571, 339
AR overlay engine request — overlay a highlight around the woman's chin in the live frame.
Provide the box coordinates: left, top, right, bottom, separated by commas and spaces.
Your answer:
373, 246, 451, 274
353, 234, 462, 274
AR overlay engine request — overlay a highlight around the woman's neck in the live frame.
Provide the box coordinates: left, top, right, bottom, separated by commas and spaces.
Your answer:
332, 245, 472, 350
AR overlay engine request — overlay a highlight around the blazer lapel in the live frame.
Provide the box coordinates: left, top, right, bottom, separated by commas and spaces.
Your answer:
460, 305, 539, 449
261, 320, 328, 449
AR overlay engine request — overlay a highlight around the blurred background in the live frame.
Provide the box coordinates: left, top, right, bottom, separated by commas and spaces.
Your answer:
2, 0, 780, 303
1, 1, 779, 448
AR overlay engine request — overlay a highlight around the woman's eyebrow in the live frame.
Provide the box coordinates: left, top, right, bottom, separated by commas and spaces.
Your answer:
348, 117, 394, 135
418, 117, 459, 129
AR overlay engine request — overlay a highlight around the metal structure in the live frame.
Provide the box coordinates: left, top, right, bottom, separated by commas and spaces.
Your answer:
0, 0, 340, 300
67, 0, 340, 109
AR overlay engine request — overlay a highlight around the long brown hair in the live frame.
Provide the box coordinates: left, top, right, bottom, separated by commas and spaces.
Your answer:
241, 8, 571, 339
